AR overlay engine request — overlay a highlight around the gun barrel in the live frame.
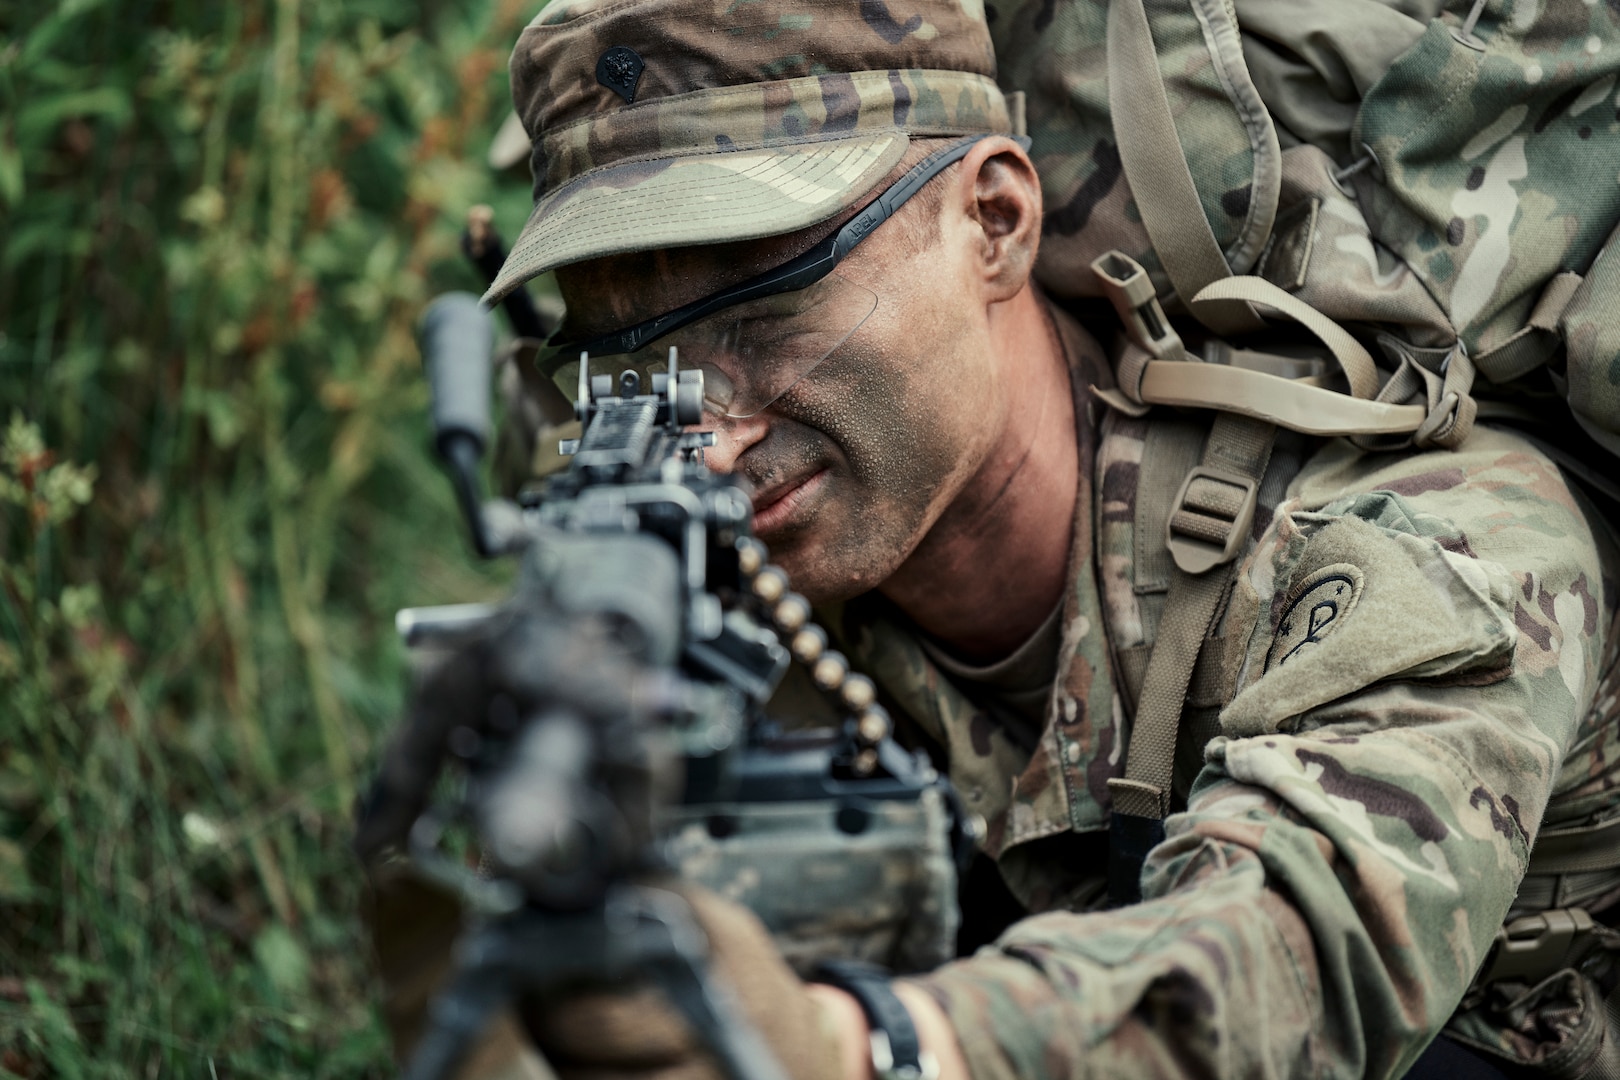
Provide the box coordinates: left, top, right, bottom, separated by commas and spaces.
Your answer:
420, 293, 495, 456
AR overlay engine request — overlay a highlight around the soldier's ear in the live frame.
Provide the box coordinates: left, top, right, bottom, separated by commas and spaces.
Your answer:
955, 137, 1042, 302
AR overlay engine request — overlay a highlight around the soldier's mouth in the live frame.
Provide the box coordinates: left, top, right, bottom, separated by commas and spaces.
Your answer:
750, 468, 829, 537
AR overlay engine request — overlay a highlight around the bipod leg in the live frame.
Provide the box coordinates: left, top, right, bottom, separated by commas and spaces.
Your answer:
623, 886, 792, 1080
401, 906, 601, 1080
400, 917, 520, 1080
402, 891, 793, 1080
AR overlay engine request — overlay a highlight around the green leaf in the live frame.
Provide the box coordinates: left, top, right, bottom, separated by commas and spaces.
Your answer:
57, 584, 99, 629
201, 390, 243, 450
50, 955, 112, 998
25, 980, 84, 1080
16, 87, 132, 145
0, 758, 37, 812
0, 139, 22, 209
253, 924, 311, 997
60, 0, 111, 16
0, 836, 36, 902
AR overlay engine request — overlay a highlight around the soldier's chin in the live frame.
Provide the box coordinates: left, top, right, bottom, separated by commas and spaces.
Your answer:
751, 473, 923, 605
765, 532, 903, 608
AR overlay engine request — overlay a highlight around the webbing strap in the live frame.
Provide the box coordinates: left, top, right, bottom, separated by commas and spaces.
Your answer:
1116, 638, 1238, 710
1136, 362, 1428, 436
1109, 575, 1228, 820
1108, 414, 1276, 904
1527, 816, 1620, 877
1192, 277, 1380, 400
1105, 0, 1263, 336
1137, 352, 1482, 448
1473, 270, 1584, 385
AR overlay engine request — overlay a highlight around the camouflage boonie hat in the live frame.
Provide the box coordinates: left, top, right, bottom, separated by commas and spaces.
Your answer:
483, 0, 1013, 304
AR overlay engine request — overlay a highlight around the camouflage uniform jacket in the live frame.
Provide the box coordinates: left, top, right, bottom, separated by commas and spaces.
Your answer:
826, 301, 1620, 1078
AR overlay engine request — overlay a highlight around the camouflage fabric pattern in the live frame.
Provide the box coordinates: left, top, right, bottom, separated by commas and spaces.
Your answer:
1353, 0, 1620, 357
485, 137, 915, 302
1560, 220, 1620, 458
529, 68, 1008, 194
988, 0, 1280, 306
989, 0, 1620, 406
847, 357, 1619, 1075
486, 0, 1015, 300
518, 0, 1001, 187
1447, 609, 1620, 1071
1093, 415, 1318, 799
1253, 145, 1456, 350
664, 785, 960, 975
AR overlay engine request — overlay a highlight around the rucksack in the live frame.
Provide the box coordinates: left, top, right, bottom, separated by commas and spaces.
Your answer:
991, 0, 1620, 469
987, 0, 1620, 1072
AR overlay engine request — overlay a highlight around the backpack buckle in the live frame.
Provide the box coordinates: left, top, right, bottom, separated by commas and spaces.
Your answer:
1166, 466, 1259, 575
1479, 908, 1597, 987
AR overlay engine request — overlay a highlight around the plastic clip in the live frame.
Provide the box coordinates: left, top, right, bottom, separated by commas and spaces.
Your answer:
1480, 908, 1596, 986
1166, 466, 1259, 575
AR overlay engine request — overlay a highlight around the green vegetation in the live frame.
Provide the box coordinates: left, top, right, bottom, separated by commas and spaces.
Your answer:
0, 2, 541, 1074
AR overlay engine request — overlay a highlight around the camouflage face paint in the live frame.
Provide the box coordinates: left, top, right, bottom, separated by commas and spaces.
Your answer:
731, 259, 1001, 600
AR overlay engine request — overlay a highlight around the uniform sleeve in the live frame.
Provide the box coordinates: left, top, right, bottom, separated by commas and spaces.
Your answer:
915, 433, 1616, 1080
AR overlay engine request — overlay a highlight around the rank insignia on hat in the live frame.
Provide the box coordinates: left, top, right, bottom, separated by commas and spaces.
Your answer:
596, 46, 644, 104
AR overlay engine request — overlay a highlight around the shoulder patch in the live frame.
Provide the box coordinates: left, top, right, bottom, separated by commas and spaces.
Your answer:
1265, 563, 1365, 673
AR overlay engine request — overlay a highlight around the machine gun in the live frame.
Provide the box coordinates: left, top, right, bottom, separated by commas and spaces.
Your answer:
353, 293, 969, 1080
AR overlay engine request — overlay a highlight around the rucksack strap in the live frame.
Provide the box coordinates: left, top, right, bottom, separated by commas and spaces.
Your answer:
1093, 252, 1477, 450
1192, 277, 1379, 399
1105, 0, 1265, 336
1473, 271, 1585, 384
1107, 412, 1276, 904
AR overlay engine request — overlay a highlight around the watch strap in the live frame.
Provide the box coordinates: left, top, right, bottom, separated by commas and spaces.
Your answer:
811, 960, 932, 1080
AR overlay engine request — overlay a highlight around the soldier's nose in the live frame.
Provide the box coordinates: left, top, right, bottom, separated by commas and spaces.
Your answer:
699, 413, 769, 473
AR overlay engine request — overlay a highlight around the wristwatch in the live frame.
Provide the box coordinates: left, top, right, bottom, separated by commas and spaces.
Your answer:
812, 960, 941, 1080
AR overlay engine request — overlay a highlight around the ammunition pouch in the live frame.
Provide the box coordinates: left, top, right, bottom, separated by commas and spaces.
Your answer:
668, 787, 960, 975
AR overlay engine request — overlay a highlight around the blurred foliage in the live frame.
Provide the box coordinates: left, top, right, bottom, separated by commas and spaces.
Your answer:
0, 0, 544, 1074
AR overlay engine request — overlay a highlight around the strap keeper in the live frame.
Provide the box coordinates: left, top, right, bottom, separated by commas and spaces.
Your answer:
1166, 465, 1259, 575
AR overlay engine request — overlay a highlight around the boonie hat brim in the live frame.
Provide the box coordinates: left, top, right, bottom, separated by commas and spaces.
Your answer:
483, 133, 908, 305
491, 0, 1009, 304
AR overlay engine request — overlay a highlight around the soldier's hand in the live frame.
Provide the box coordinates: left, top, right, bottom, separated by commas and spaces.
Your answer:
524, 882, 850, 1080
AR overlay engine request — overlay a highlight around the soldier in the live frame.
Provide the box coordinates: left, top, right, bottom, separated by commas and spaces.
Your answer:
377, 0, 1620, 1077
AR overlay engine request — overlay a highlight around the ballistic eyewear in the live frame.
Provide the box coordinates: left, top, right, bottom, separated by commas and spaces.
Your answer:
540, 133, 1027, 418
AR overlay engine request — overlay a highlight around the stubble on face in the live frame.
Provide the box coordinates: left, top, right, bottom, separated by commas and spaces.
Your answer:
555, 181, 1000, 605
729, 256, 998, 602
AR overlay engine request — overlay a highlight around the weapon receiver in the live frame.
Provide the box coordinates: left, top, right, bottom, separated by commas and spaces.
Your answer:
354, 292, 971, 1080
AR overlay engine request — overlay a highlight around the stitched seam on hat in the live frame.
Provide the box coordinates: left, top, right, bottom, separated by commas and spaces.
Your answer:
545, 147, 898, 213
530, 0, 878, 35
546, 135, 900, 187
538, 68, 1005, 142
525, 0, 650, 31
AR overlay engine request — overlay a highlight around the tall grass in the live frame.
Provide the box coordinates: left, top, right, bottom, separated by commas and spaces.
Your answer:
0, 2, 539, 1074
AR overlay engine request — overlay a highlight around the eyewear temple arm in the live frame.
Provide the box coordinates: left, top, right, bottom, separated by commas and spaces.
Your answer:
542, 133, 1028, 373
